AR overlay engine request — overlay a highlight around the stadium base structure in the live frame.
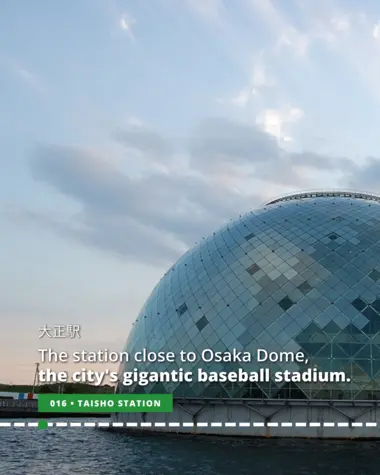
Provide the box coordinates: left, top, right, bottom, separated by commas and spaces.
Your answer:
111, 398, 380, 439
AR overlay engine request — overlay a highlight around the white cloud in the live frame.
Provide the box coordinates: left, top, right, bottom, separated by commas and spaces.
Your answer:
220, 54, 275, 107
119, 12, 136, 41
331, 16, 351, 33
248, 0, 310, 58
248, 2, 350, 57
229, 88, 253, 108
276, 26, 310, 58
373, 22, 380, 40
97, 0, 137, 42
306, 6, 380, 101
312, 12, 352, 45
245, 1, 380, 104
256, 107, 304, 143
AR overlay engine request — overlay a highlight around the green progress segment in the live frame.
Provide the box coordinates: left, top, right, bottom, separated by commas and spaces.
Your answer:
38, 394, 173, 413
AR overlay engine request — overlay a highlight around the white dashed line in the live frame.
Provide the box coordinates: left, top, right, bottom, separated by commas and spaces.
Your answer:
112, 422, 125, 428
0, 421, 379, 429
84, 422, 96, 427
98, 422, 110, 428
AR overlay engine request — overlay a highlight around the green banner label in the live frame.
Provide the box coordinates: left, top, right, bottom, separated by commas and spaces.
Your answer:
38, 394, 173, 413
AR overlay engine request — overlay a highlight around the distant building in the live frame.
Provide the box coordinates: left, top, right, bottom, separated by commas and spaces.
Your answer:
0, 392, 37, 400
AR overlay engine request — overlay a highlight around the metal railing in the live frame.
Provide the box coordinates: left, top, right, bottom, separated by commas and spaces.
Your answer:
0, 399, 37, 411
265, 190, 380, 206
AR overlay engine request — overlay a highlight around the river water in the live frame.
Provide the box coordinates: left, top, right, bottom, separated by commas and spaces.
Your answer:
0, 420, 379, 475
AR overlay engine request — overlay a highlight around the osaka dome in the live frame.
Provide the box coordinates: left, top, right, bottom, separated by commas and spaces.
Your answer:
115, 191, 380, 437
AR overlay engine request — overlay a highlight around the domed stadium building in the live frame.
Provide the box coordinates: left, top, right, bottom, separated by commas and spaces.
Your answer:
113, 192, 380, 438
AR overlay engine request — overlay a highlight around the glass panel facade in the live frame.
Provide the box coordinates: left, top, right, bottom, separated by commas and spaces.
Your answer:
119, 193, 380, 400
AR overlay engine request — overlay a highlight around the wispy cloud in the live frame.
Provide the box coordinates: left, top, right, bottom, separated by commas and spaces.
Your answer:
0, 54, 46, 95
119, 12, 136, 41
300, 4, 380, 102
212, 0, 380, 154
373, 21, 380, 40
99, 0, 137, 42
248, 0, 310, 58
219, 53, 276, 108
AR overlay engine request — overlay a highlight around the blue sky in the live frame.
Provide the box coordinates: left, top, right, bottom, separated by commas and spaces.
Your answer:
2, 0, 380, 383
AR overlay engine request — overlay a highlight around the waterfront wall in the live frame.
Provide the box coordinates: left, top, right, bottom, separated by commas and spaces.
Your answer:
111, 398, 380, 439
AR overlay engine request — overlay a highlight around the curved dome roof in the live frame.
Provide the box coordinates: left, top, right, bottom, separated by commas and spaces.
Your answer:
119, 193, 380, 400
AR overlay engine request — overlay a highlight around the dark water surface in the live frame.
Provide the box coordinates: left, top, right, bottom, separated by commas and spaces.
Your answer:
1, 420, 380, 475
